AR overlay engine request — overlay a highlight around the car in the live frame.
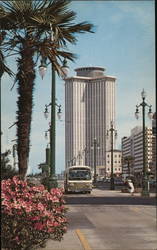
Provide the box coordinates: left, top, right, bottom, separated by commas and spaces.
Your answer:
149, 180, 156, 188
104, 179, 110, 183
114, 179, 124, 185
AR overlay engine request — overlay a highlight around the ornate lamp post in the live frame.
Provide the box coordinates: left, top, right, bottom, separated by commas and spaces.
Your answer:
91, 138, 100, 184
39, 57, 69, 189
107, 121, 117, 190
135, 89, 153, 197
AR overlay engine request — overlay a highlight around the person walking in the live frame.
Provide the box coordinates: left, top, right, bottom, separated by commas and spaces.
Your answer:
127, 179, 135, 196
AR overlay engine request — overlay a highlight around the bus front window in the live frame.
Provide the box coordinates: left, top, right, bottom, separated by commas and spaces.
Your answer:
69, 169, 91, 180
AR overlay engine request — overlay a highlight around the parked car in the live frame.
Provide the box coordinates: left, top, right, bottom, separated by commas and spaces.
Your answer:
149, 180, 156, 188
104, 178, 111, 183
114, 179, 124, 185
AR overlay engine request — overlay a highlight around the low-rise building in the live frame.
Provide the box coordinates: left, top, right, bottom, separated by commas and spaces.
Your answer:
151, 112, 156, 177
105, 149, 122, 178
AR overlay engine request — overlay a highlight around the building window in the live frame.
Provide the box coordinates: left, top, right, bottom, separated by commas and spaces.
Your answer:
107, 168, 110, 171
99, 169, 105, 175
115, 168, 117, 171
115, 161, 117, 163
107, 154, 109, 157
115, 155, 117, 157
108, 161, 110, 163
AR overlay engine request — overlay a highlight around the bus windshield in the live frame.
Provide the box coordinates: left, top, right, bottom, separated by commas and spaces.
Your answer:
69, 168, 91, 180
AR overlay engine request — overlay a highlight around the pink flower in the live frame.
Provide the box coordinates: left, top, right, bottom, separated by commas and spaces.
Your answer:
46, 219, 55, 227
30, 216, 40, 221
50, 195, 59, 203
15, 236, 20, 242
1, 175, 68, 242
12, 176, 21, 185
63, 226, 67, 232
37, 202, 45, 211
57, 217, 67, 223
43, 210, 53, 217
53, 221, 60, 227
34, 222, 44, 230
2, 199, 11, 207
47, 227, 54, 233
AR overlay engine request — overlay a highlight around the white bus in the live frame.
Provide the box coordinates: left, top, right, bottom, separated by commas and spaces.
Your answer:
64, 166, 93, 193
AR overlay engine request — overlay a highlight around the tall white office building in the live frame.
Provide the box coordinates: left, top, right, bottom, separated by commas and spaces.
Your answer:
64, 67, 116, 170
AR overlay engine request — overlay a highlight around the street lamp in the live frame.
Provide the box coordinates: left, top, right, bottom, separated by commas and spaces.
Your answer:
44, 103, 62, 121
135, 89, 153, 197
83, 147, 88, 165
91, 138, 100, 184
39, 57, 47, 79
77, 151, 82, 165
39, 57, 69, 189
107, 121, 117, 190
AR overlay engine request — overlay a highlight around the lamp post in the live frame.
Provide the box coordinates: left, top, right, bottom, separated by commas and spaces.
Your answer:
107, 121, 117, 190
77, 151, 82, 165
135, 89, 153, 197
39, 57, 69, 189
91, 138, 100, 184
83, 147, 88, 165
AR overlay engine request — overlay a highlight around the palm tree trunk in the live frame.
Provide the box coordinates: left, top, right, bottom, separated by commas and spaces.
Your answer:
16, 39, 35, 178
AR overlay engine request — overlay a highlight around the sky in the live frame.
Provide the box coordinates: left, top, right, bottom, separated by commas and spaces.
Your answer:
1, 0, 155, 175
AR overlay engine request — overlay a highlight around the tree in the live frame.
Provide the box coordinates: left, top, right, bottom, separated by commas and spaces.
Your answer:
0, 31, 14, 78
1, 150, 18, 180
123, 156, 134, 177
0, 0, 94, 178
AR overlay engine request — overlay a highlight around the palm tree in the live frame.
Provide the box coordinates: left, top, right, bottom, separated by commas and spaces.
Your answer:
0, 0, 94, 178
0, 31, 14, 78
0, 31, 14, 150
123, 156, 134, 177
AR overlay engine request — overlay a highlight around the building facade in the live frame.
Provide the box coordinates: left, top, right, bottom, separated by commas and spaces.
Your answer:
151, 112, 156, 177
64, 67, 116, 172
122, 126, 155, 179
105, 150, 122, 178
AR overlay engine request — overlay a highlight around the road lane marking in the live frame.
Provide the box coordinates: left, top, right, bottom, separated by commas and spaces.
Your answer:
75, 229, 92, 250
129, 207, 140, 212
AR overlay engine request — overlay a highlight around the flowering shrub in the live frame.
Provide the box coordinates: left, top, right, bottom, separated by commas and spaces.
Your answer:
1, 176, 68, 250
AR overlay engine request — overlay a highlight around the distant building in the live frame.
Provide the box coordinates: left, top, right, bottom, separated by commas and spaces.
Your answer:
122, 126, 155, 179
152, 112, 156, 135
105, 150, 122, 178
152, 113, 156, 177
64, 66, 117, 172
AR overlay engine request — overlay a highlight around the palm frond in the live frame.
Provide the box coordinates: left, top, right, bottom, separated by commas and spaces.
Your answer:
0, 0, 95, 176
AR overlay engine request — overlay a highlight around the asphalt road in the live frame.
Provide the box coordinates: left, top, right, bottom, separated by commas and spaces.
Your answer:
63, 188, 157, 250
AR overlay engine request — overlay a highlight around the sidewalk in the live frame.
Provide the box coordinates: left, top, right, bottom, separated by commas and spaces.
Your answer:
37, 189, 156, 250
93, 189, 156, 197
38, 230, 84, 250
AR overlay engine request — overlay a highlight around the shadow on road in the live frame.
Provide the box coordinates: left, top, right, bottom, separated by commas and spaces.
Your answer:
64, 195, 156, 206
